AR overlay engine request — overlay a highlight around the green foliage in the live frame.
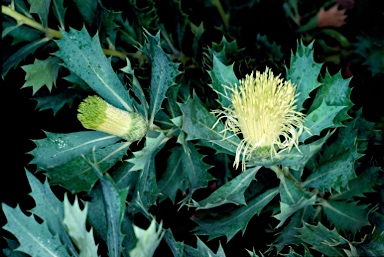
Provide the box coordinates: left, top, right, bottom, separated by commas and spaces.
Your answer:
354, 35, 384, 76
286, 41, 322, 111
2, 1, 383, 256
55, 27, 135, 112
63, 195, 98, 257
21, 57, 61, 94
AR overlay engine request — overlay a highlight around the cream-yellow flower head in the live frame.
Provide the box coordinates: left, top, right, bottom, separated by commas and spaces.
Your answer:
213, 68, 305, 170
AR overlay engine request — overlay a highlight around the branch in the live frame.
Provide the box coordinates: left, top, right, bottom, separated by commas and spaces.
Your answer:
2, 5, 127, 59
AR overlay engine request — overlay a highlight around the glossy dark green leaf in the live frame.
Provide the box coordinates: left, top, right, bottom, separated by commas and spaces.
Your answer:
191, 166, 259, 209
296, 222, 349, 257
321, 200, 370, 235
286, 41, 322, 111
193, 188, 278, 241
2, 204, 70, 257
86, 156, 129, 257
46, 142, 130, 193
30, 131, 121, 171
55, 27, 134, 111
142, 30, 180, 127
2, 37, 50, 77
207, 55, 239, 107
129, 132, 169, 209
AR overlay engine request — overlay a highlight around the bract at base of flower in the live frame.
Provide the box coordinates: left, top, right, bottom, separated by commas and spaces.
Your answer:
78, 96, 147, 142
213, 68, 306, 170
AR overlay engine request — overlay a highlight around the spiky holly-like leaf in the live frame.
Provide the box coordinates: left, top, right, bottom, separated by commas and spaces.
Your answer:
33, 87, 83, 115
296, 222, 349, 256
184, 237, 226, 257
86, 156, 129, 257
193, 188, 278, 241
87, 163, 138, 253
354, 35, 384, 76
207, 55, 239, 107
142, 30, 180, 127
179, 94, 239, 153
129, 132, 169, 209
269, 208, 315, 254
2, 204, 70, 257
46, 141, 130, 193
2, 37, 50, 77
190, 166, 259, 209
273, 195, 316, 228
26, 171, 78, 256
30, 131, 120, 171
329, 166, 379, 201
357, 230, 384, 256
301, 121, 360, 192
63, 195, 98, 257
129, 218, 164, 257
55, 27, 134, 112
286, 41, 322, 111
21, 57, 61, 94
321, 200, 370, 235
299, 101, 345, 142
309, 71, 353, 126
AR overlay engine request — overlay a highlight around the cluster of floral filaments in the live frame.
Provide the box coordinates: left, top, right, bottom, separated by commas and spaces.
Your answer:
213, 68, 306, 170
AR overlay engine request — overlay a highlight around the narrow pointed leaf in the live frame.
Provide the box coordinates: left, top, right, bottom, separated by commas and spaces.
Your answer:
157, 145, 186, 202
193, 188, 278, 241
30, 131, 120, 171
299, 101, 345, 142
321, 200, 370, 235
142, 30, 180, 127
55, 27, 134, 111
52, 0, 66, 29
2, 37, 50, 77
274, 195, 316, 228
129, 132, 169, 208
296, 222, 349, 257
26, 171, 78, 256
71, 0, 97, 25
329, 166, 379, 201
191, 166, 259, 209
86, 158, 129, 257
46, 142, 130, 193
2, 204, 70, 257
120, 58, 149, 118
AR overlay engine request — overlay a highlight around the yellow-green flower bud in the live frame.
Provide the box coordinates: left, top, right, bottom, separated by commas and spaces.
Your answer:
77, 96, 147, 141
